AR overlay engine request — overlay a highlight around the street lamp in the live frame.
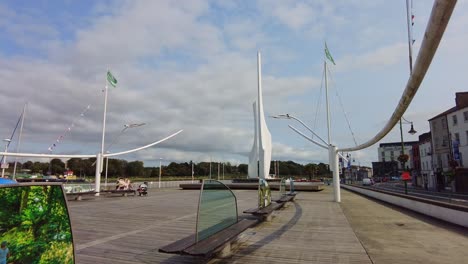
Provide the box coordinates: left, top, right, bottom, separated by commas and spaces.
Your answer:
271, 114, 342, 202
399, 116, 417, 194
271, 114, 328, 146
104, 122, 145, 188
1, 139, 11, 178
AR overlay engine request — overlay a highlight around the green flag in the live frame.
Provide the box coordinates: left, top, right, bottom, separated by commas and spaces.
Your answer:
107, 71, 117, 87
325, 43, 336, 65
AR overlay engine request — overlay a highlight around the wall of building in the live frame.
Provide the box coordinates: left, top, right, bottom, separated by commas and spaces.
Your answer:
378, 144, 415, 170
430, 115, 451, 172
419, 141, 435, 190
446, 107, 468, 168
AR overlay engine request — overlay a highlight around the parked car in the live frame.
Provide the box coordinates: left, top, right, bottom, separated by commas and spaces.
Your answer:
362, 178, 373, 186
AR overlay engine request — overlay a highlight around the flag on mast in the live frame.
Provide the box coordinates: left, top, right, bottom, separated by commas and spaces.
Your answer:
107, 71, 117, 87
325, 42, 336, 65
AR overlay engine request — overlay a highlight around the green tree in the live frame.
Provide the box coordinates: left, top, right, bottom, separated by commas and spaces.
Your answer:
238, 164, 248, 175
50, 158, 65, 175
126, 161, 144, 177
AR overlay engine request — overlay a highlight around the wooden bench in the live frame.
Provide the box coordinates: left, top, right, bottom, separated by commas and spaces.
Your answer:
103, 189, 136, 197
159, 218, 258, 258
66, 191, 97, 201
243, 202, 285, 220
274, 194, 295, 203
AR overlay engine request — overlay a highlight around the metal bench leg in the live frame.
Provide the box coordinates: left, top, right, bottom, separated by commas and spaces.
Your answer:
263, 214, 273, 222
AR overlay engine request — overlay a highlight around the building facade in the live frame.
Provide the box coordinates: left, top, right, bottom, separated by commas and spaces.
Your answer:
428, 92, 468, 191
377, 142, 418, 171
418, 132, 434, 190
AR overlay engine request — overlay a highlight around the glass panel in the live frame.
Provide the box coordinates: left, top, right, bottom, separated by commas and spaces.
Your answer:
289, 177, 295, 193
279, 178, 286, 196
196, 180, 237, 242
0, 184, 74, 264
258, 179, 271, 208
63, 183, 95, 193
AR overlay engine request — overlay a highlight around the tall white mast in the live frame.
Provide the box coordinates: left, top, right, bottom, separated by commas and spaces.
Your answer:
324, 60, 331, 144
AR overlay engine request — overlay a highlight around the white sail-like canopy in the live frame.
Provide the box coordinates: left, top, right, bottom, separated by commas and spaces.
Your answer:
248, 102, 259, 178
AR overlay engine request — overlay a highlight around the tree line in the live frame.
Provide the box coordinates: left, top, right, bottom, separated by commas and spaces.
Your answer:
6, 158, 331, 178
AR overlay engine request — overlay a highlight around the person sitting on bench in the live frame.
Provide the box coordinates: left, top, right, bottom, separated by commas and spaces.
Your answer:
116, 178, 126, 190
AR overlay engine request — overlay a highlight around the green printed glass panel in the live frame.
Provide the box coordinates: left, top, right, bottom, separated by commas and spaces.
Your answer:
0, 184, 75, 264
258, 179, 271, 208
279, 178, 286, 196
196, 180, 237, 242
289, 178, 295, 193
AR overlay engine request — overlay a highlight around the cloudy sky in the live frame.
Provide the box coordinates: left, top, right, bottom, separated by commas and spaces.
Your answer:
1, 0, 467, 167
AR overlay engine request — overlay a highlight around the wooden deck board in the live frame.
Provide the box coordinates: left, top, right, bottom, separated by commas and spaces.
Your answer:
69, 188, 371, 263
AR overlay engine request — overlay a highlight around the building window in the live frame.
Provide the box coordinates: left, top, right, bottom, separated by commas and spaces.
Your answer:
466, 131, 468, 145
455, 133, 460, 142
453, 115, 458, 126
390, 151, 394, 157
435, 137, 439, 148
442, 136, 448, 147
442, 118, 447, 128
464, 111, 468, 122
459, 153, 463, 167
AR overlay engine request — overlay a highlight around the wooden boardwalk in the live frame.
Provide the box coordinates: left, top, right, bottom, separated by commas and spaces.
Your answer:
69, 187, 371, 263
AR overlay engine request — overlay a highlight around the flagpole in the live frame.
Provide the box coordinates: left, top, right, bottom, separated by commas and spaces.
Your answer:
101, 71, 109, 172
324, 59, 331, 145
406, 0, 414, 75
324, 42, 340, 202
97, 70, 109, 194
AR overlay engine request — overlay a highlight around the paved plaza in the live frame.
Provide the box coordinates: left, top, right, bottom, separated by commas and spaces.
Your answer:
68, 186, 468, 264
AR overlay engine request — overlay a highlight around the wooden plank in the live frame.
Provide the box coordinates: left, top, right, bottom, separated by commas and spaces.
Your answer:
158, 234, 196, 254
244, 202, 284, 215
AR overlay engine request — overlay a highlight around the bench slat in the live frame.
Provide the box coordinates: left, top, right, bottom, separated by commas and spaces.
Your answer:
158, 234, 196, 254
243, 202, 284, 215
182, 218, 258, 257
274, 194, 294, 203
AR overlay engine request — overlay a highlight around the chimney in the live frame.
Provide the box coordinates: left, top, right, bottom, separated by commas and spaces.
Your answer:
455, 92, 468, 108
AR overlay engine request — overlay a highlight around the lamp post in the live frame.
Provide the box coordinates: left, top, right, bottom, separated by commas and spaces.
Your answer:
399, 117, 417, 194
104, 123, 145, 188
271, 114, 341, 202
159, 158, 162, 188
1, 139, 11, 178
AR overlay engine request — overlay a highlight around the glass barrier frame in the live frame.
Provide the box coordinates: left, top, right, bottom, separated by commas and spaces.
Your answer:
195, 180, 239, 243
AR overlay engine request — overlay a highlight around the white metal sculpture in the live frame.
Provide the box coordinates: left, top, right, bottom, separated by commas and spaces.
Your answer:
248, 102, 259, 178
248, 52, 272, 179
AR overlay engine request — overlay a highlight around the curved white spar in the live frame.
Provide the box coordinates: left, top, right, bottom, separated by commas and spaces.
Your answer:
339, 0, 457, 152
105, 129, 183, 157
0, 130, 183, 158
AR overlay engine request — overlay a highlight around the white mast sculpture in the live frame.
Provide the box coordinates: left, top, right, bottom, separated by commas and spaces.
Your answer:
248, 52, 272, 179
